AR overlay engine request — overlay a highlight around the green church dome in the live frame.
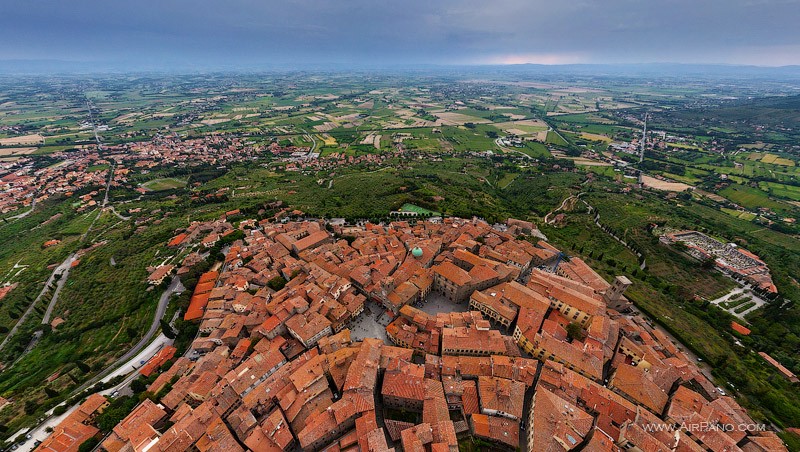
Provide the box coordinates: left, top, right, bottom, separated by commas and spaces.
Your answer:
411, 247, 423, 257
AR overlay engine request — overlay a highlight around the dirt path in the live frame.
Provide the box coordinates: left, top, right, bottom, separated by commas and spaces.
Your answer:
544, 193, 583, 224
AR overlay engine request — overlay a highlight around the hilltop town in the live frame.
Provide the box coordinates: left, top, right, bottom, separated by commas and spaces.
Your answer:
0, 72, 798, 452
35, 216, 788, 451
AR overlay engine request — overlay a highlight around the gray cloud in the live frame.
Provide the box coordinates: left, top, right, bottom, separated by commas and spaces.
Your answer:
0, 0, 798, 66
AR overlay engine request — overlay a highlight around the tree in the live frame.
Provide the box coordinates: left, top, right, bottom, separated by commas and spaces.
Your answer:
566, 322, 586, 342
160, 319, 176, 339
75, 360, 90, 373
267, 275, 287, 291
130, 377, 148, 394
24, 400, 38, 415
78, 437, 100, 452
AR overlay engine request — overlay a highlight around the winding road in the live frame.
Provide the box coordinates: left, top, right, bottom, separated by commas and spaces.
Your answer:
494, 137, 533, 160
0, 253, 77, 355
75, 275, 186, 393
544, 192, 584, 224
13, 276, 184, 451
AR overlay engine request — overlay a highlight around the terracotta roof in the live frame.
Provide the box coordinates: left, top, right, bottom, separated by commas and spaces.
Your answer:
530, 387, 594, 451
477, 376, 525, 419
381, 365, 426, 404
285, 311, 332, 345
609, 364, 669, 415
731, 321, 751, 336
471, 413, 519, 448
384, 419, 415, 442
293, 230, 331, 253
432, 261, 472, 286
102, 399, 166, 451
139, 345, 177, 377
168, 233, 188, 247
37, 394, 108, 452
400, 423, 434, 451
244, 408, 295, 452
758, 352, 799, 382
441, 325, 507, 356
147, 264, 174, 282
462, 380, 480, 415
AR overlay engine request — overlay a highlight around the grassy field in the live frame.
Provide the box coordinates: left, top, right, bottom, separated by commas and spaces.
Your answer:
759, 182, 800, 202
719, 184, 789, 211
497, 173, 518, 189
141, 177, 187, 191
86, 164, 110, 172
545, 130, 569, 146
519, 141, 551, 158
721, 207, 757, 221
760, 153, 795, 166
398, 203, 441, 216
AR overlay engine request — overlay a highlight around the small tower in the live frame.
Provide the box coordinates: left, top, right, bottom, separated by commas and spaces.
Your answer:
604, 276, 632, 311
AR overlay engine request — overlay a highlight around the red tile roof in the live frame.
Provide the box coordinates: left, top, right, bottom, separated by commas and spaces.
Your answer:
139, 345, 177, 377
471, 414, 519, 448
731, 321, 751, 336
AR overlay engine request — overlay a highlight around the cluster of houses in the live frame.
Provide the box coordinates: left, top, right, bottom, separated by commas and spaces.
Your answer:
0, 153, 114, 214
37, 216, 788, 452
0, 134, 262, 215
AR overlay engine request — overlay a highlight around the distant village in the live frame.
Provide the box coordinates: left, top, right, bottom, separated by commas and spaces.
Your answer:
36, 216, 790, 451
1, 134, 440, 217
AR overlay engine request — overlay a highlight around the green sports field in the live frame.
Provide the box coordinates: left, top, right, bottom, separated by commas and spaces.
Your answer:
399, 203, 441, 216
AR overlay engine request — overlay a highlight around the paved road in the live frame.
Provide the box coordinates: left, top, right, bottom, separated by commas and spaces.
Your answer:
7, 198, 36, 220
107, 205, 130, 221
306, 131, 317, 155
81, 162, 115, 242
68, 275, 185, 394
19, 333, 174, 451
544, 192, 584, 225
12, 277, 183, 451
100, 333, 173, 386
0, 253, 76, 354
41, 255, 79, 325
494, 137, 533, 160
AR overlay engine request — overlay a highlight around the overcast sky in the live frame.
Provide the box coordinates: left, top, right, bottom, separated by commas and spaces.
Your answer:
1, 0, 799, 68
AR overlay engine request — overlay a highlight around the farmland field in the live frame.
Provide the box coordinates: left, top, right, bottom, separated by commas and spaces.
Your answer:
640, 175, 692, 191
0, 134, 45, 146
760, 153, 795, 166
719, 184, 789, 211
0, 147, 37, 157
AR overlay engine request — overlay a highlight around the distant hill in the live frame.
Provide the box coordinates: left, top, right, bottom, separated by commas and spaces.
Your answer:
2, 59, 800, 78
